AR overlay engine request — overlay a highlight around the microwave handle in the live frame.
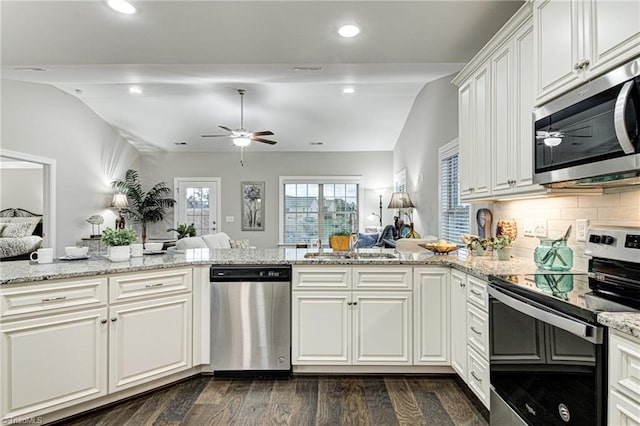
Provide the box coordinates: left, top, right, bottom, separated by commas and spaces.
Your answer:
488, 286, 603, 344
614, 80, 636, 154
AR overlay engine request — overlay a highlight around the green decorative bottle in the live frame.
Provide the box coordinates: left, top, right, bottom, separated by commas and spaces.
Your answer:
534, 239, 573, 271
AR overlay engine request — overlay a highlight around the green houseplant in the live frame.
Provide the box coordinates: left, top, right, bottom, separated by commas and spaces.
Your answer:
167, 223, 196, 239
101, 227, 137, 262
491, 234, 514, 261
111, 169, 175, 244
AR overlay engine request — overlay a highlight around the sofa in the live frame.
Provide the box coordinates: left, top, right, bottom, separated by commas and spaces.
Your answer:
173, 232, 252, 251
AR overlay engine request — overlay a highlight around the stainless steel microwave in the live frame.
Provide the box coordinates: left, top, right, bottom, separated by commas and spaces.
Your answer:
533, 58, 640, 188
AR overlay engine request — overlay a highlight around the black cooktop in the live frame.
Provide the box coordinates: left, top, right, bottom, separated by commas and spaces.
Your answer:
488, 272, 638, 324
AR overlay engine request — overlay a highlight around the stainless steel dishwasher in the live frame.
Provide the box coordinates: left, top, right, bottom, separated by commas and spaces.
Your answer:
210, 265, 291, 375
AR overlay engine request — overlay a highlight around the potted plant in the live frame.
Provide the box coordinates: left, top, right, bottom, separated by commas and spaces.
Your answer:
329, 231, 351, 251
167, 223, 196, 239
491, 234, 514, 261
111, 169, 175, 244
462, 234, 491, 256
101, 227, 137, 261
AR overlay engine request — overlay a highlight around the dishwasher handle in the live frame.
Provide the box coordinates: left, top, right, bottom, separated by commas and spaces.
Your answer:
210, 265, 291, 282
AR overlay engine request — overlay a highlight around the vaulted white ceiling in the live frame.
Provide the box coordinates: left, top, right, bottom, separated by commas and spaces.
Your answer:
1, 0, 523, 152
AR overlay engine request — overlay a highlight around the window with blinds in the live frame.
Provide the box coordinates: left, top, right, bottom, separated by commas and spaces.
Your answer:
439, 144, 469, 244
281, 178, 359, 245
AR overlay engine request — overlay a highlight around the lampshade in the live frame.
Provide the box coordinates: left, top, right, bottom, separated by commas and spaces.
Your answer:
110, 193, 129, 209
387, 192, 415, 209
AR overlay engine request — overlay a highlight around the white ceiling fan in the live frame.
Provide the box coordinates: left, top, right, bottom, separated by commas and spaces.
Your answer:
201, 89, 277, 147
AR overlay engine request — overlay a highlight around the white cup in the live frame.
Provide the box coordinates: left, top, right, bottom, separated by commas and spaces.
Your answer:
30, 248, 54, 264
130, 243, 143, 257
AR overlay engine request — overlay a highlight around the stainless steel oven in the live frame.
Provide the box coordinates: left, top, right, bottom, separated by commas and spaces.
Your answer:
489, 225, 640, 425
533, 58, 640, 187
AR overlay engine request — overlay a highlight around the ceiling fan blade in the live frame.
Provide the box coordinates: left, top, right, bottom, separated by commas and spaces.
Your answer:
201, 134, 230, 138
218, 125, 233, 132
252, 136, 277, 145
251, 130, 274, 136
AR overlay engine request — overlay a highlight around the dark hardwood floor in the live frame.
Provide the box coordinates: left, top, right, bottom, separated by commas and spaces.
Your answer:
59, 375, 488, 426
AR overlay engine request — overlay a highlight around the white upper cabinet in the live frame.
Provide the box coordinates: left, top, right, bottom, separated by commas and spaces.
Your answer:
534, 0, 640, 105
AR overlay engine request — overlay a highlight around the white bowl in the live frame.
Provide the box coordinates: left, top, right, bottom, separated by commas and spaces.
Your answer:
65, 246, 89, 257
144, 242, 163, 252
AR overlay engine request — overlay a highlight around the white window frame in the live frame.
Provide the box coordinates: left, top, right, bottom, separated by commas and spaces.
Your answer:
278, 175, 363, 245
438, 139, 470, 244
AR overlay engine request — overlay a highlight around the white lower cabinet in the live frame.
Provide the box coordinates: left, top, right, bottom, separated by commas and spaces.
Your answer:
413, 268, 450, 365
109, 294, 192, 393
450, 270, 468, 378
467, 347, 490, 406
0, 308, 108, 421
292, 266, 412, 366
608, 330, 640, 425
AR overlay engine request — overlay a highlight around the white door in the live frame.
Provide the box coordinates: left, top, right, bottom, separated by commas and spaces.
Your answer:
450, 270, 468, 380
109, 295, 192, 393
292, 292, 351, 365
413, 268, 450, 365
353, 291, 412, 365
0, 308, 108, 421
175, 178, 220, 236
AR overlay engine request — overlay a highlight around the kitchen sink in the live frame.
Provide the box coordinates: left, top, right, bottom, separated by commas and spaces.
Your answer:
303, 251, 398, 260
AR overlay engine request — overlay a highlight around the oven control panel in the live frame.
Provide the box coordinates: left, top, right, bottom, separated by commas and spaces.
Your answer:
585, 226, 640, 263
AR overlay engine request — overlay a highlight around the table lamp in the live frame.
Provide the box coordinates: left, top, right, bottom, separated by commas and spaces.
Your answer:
110, 193, 129, 229
388, 192, 418, 238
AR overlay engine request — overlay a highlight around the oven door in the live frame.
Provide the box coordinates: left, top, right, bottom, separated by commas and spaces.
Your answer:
488, 285, 606, 426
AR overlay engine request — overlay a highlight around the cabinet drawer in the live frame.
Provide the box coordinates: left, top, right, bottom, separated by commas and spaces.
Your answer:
467, 347, 490, 408
610, 331, 640, 403
609, 388, 640, 426
0, 277, 107, 320
292, 267, 351, 290
353, 267, 412, 290
467, 303, 489, 359
467, 275, 488, 311
109, 268, 192, 303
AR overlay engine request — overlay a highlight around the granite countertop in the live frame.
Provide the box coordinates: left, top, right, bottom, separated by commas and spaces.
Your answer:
3, 246, 637, 338
0, 247, 539, 285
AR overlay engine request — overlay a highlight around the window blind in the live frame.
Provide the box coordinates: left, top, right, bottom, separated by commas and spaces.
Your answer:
440, 152, 469, 244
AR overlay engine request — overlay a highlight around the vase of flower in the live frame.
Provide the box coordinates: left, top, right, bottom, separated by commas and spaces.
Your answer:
491, 235, 514, 261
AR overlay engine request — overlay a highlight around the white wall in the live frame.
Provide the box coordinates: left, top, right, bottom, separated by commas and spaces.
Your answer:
392, 73, 459, 237
0, 167, 43, 213
1, 79, 141, 253
138, 151, 393, 248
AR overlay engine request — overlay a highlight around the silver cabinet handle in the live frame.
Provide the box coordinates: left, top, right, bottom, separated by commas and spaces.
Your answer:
614, 80, 636, 154
101, 319, 107, 324
471, 371, 482, 382
471, 326, 482, 335
145, 283, 164, 288
574, 62, 581, 70
470, 289, 482, 296
460, 282, 466, 288
111, 317, 117, 322
42, 296, 66, 302
347, 302, 353, 306
353, 302, 358, 306
582, 59, 590, 69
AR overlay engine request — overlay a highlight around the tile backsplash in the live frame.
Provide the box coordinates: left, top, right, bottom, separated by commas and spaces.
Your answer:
491, 187, 640, 272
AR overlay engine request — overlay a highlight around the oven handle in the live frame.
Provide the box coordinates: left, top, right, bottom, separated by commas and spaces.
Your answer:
614, 80, 636, 154
488, 286, 603, 344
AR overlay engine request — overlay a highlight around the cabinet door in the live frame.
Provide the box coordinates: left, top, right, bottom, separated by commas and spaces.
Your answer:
513, 21, 538, 192
292, 292, 350, 365
353, 292, 412, 365
588, 0, 640, 77
471, 64, 492, 198
413, 268, 449, 365
450, 270, 468, 379
0, 308, 107, 421
109, 295, 192, 393
491, 41, 514, 195
534, 0, 583, 104
458, 81, 473, 199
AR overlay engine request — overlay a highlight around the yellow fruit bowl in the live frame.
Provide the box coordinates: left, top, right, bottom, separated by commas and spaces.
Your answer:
418, 242, 459, 255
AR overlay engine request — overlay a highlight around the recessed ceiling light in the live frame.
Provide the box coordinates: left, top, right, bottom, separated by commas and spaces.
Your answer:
107, 0, 136, 15
13, 67, 47, 72
338, 24, 360, 38
293, 66, 323, 72
174, 141, 187, 145
310, 142, 324, 146
128, 86, 143, 95
343, 87, 355, 94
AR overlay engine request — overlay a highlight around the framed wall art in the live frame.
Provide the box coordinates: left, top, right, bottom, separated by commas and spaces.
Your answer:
241, 181, 265, 231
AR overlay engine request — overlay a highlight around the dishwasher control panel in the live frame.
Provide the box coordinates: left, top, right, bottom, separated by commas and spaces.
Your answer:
210, 265, 291, 282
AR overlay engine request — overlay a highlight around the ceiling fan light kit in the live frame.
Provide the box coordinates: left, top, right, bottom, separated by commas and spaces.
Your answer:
338, 24, 360, 38
107, 0, 136, 15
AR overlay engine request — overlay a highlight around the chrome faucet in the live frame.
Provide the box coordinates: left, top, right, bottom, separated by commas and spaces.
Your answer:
348, 211, 358, 253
